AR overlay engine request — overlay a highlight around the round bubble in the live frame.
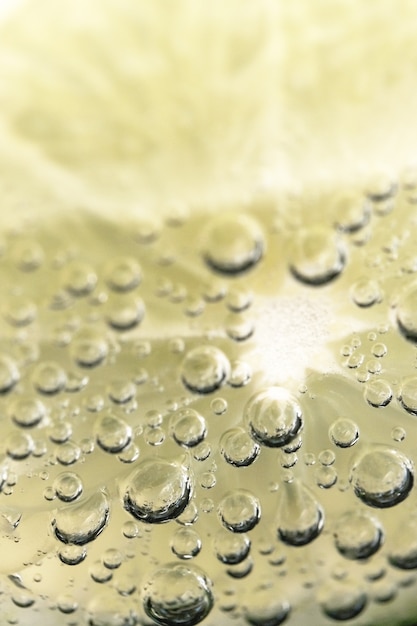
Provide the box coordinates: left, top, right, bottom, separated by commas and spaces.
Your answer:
202, 212, 264, 275
123, 458, 192, 523
319, 582, 367, 621
329, 418, 359, 448
170, 409, 207, 448
52, 491, 110, 545
9, 396, 45, 428
334, 510, 383, 559
142, 563, 213, 626
364, 379, 392, 408
213, 529, 251, 565
181, 345, 230, 394
350, 447, 414, 508
399, 376, 417, 414
0, 356, 20, 393
245, 387, 303, 448
220, 428, 260, 467
289, 226, 346, 286
218, 490, 261, 533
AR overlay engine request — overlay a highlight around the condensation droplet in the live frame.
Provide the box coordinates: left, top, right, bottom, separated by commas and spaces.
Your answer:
350, 447, 414, 508
181, 345, 230, 394
143, 563, 213, 626
123, 457, 192, 523
245, 387, 303, 448
202, 213, 264, 275
329, 418, 359, 448
218, 490, 261, 533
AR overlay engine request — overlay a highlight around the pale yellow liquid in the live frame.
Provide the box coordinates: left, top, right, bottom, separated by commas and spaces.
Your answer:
0, 2, 417, 626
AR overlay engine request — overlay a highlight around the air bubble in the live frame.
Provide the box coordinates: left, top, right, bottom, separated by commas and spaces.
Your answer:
52, 491, 110, 545
364, 379, 392, 407
123, 457, 192, 523
244, 587, 290, 626
333, 190, 370, 233
315, 466, 338, 489
104, 256, 141, 292
181, 345, 230, 394
397, 284, 417, 341
350, 447, 413, 508
171, 528, 202, 559
202, 213, 264, 275
0, 356, 20, 393
225, 313, 254, 342
170, 409, 207, 448
399, 377, 417, 414
63, 260, 97, 296
329, 418, 359, 448
71, 329, 108, 367
218, 490, 261, 533
57, 594, 78, 614
143, 563, 213, 626
245, 387, 303, 448
9, 396, 45, 428
214, 529, 251, 565
6, 432, 33, 459
289, 227, 346, 286
319, 581, 367, 621
4, 296, 37, 326
106, 295, 145, 331
102, 548, 122, 569
53, 472, 83, 502
56, 441, 81, 465
388, 520, 417, 569
210, 397, 228, 415
277, 481, 324, 547
12, 239, 44, 271
229, 361, 251, 387
108, 380, 136, 404
351, 278, 381, 308
334, 510, 383, 559
32, 361, 66, 395
58, 544, 87, 565
95, 415, 132, 453
220, 428, 260, 467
